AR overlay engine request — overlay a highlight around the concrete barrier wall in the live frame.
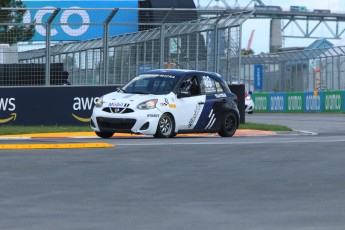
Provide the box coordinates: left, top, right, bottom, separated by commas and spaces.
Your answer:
252, 91, 345, 112
0, 85, 246, 126
0, 86, 116, 125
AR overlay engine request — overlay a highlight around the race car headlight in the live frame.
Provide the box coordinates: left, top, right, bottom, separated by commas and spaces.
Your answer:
245, 95, 252, 101
95, 97, 103, 108
137, 99, 158, 110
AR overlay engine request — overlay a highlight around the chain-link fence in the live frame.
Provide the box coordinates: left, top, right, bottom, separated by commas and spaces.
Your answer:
0, 7, 252, 87
242, 46, 345, 92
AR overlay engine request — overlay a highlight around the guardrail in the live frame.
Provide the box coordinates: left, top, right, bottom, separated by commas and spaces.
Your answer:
253, 91, 345, 112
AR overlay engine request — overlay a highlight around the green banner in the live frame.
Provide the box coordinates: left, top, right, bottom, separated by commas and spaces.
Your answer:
322, 91, 344, 112
286, 92, 304, 112
252, 93, 268, 112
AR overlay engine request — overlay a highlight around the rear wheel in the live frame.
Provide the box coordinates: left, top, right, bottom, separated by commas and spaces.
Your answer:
95, 131, 115, 139
154, 113, 175, 138
218, 111, 238, 137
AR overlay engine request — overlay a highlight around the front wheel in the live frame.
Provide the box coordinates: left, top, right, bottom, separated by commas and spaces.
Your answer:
218, 111, 238, 137
154, 113, 175, 138
95, 131, 115, 139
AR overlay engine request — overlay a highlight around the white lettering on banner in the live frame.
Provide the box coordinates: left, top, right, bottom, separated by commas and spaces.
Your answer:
73, 97, 99, 111
288, 96, 302, 111
61, 7, 90, 37
325, 94, 341, 111
0, 98, 16, 111
270, 96, 284, 111
256, 67, 261, 87
33, 7, 58, 37
24, 7, 90, 37
254, 96, 267, 110
306, 95, 320, 111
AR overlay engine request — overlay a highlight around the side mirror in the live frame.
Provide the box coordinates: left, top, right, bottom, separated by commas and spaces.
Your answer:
177, 90, 191, 98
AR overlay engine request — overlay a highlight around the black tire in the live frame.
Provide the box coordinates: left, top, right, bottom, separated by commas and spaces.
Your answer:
95, 131, 114, 139
218, 111, 238, 137
248, 111, 254, 114
154, 113, 175, 138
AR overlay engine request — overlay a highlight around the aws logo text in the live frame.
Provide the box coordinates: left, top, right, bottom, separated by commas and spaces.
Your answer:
72, 97, 99, 122
0, 98, 16, 123
0, 98, 16, 111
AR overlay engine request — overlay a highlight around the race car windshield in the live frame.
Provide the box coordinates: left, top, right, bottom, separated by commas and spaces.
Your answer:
123, 74, 178, 95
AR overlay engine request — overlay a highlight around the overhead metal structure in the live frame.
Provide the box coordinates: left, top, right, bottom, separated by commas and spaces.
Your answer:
195, 0, 345, 40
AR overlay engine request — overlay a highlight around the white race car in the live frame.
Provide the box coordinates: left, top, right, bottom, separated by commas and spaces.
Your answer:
90, 69, 240, 138
245, 89, 255, 114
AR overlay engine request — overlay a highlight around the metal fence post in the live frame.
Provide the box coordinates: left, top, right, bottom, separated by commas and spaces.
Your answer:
103, 9, 118, 85
214, 26, 219, 73
238, 25, 242, 83
45, 8, 60, 86
160, 25, 165, 69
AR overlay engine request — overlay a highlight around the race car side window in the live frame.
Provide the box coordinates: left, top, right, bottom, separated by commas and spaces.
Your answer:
200, 75, 225, 95
215, 81, 225, 93
178, 75, 201, 97
201, 75, 216, 95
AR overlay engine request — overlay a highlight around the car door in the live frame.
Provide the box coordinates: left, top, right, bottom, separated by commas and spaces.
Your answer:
192, 74, 227, 131
174, 74, 206, 130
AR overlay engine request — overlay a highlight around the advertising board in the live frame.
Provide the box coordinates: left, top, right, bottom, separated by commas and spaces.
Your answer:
23, 1, 138, 41
286, 92, 304, 112
268, 93, 286, 112
252, 93, 268, 112
254, 64, 263, 90
304, 91, 323, 112
0, 86, 115, 125
322, 91, 344, 112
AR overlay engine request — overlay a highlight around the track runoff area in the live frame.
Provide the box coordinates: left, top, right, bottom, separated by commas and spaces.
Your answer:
0, 130, 276, 150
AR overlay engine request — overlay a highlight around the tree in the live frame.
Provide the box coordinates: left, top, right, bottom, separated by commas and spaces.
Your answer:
241, 48, 255, 56
0, 0, 34, 44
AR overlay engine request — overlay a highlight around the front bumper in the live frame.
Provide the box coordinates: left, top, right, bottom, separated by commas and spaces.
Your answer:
90, 107, 161, 135
245, 100, 254, 112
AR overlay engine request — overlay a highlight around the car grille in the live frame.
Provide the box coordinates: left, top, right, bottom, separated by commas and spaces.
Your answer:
102, 107, 134, 114
96, 117, 136, 130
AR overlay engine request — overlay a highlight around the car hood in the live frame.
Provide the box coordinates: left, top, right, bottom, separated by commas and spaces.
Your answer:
102, 92, 172, 108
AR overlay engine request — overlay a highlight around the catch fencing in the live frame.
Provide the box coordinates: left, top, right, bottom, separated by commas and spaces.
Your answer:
0, 7, 253, 86
241, 46, 345, 92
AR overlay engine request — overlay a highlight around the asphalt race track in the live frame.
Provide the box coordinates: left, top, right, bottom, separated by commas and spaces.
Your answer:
1, 114, 345, 230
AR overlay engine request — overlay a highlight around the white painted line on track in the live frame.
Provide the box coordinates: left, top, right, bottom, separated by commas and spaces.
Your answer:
0, 137, 32, 140
113, 138, 345, 146
292, 130, 318, 135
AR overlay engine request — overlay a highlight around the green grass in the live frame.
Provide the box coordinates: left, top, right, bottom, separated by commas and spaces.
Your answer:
0, 123, 292, 135
0, 126, 92, 135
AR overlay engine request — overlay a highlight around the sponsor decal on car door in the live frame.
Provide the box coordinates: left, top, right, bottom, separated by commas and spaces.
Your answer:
176, 95, 205, 130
